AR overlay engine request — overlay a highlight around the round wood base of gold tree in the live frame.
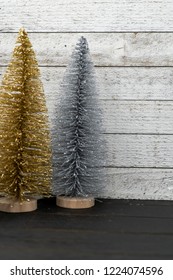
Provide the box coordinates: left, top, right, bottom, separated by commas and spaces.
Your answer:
56, 196, 95, 209
0, 197, 37, 213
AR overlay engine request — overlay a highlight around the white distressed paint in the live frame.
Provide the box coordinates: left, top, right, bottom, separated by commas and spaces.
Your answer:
40, 67, 173, 101
101, 101, 173, 134
101, 168, 173, 200
105, 134, 173, 168
0, 0, 173, 31
1, 33, 173, 66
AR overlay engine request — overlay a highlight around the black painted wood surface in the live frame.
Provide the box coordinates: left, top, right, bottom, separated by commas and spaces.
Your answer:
0, 198, 173, 260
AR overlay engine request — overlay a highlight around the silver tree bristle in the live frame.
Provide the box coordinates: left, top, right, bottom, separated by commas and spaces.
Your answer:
52, 36, 106, 197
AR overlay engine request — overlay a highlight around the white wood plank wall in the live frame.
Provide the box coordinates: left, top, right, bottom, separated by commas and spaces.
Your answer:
1, 0, 173, 199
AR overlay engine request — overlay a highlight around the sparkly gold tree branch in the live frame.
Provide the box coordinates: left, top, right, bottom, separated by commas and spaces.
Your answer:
0, 28, 52, 201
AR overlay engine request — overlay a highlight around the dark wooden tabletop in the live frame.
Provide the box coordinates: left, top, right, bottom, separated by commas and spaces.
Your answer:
0, 198, 173, 260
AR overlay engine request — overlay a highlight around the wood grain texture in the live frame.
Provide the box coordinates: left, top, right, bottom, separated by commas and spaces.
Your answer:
102, 101, 173, 134
105, 134, 173, 168
1, 33, 173, 66
2, 67, 173, 101
3, 222, 173, 259
1, 199, 173, 260
56, 196, 95, 209
0, 0, 173, 32
0, 197, 37, 213
101, 168, 173, 200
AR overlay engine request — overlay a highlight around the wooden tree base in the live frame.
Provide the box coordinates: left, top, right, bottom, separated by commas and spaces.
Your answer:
56, 196, 95, 209
0, 197, 37, 213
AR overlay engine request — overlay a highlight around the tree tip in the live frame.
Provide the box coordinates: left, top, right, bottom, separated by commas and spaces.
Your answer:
79, 36, 87, 43
77, 36, 89, 51
18, 27, 27, 36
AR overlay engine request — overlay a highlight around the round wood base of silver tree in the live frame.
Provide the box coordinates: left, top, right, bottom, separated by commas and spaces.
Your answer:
56, 196, 95, 209
0, 197, 37, 213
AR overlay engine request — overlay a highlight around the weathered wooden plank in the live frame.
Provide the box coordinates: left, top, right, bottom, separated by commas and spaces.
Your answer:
1, 33, 173, 66
3, 208, 173, 233
101, 101, 173, 134
103, 134, 173, 168
100, 168, 173, 200
1, 67, 173, 134
1, 67, 173, 101
29, 216, 173, 234
1, 199, 173, 259
0, 227, 173, 259
0, 0, 173, 32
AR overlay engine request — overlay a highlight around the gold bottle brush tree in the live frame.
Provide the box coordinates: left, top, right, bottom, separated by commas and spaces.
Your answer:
0, 28, 52, 212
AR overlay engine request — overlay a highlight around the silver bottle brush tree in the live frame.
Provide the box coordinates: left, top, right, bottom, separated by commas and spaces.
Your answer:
52, 36, 105, 209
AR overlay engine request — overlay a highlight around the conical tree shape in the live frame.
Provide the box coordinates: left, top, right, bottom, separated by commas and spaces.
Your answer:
52, 36, 105, 203
0, 28, 52, 203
